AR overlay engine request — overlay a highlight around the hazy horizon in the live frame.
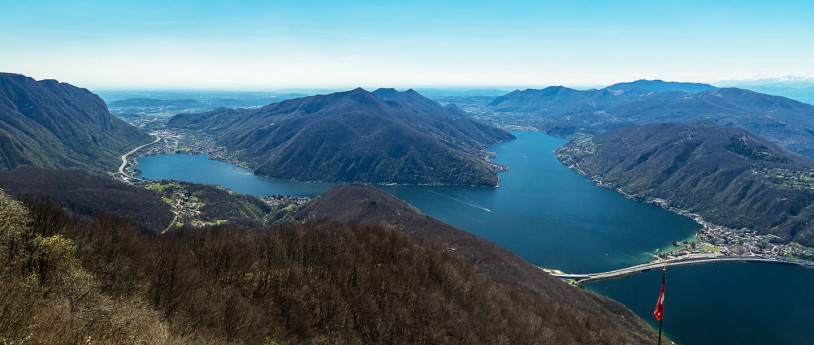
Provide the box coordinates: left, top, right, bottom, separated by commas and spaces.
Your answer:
2, 0, 812, 89
13, 75, 814, 95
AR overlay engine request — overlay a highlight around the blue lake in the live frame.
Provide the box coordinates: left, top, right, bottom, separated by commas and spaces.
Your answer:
137, 131, 814, 344
587, 262, 814, 345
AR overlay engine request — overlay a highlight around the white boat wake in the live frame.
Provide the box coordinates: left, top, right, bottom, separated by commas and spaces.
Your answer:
428, 190, 492, 212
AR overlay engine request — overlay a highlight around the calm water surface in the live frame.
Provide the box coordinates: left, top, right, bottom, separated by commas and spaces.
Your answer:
137, 131, 813, 344
586, 262, 814, 345
135, 153, 337, 197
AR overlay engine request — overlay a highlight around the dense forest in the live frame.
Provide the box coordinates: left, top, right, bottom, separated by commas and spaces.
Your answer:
294, 184, 658, 338
0, 189, 659, 344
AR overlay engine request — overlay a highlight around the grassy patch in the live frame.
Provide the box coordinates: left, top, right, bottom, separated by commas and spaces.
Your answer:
146, 183, 166, 191
204, 219, 228, 226
703, 245, 722, 252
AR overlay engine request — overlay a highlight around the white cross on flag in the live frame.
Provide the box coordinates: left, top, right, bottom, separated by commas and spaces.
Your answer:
653, 270, 665, 321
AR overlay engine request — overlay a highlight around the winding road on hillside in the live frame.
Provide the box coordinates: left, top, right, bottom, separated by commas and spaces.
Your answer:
119, 134, 161, 178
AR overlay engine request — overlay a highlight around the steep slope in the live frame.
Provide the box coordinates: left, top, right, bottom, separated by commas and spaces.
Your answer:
487, 81, 814, 157
295, 183, 660, 343
0, 73, 150, 173
168, 88, 514, 186
556, 121, 814, 245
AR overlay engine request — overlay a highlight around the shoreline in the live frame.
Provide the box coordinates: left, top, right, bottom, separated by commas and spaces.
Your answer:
555, 155, 814, 269
131, 147, 506, 189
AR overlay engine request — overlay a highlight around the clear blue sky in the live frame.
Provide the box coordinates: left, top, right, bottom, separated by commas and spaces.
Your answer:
1, 0, 812, 89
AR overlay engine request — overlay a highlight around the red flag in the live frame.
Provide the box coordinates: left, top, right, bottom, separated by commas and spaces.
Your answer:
653, 270, 665, 321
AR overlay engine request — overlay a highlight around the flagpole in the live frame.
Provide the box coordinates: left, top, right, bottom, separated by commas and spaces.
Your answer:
657, 265, 665, 345
657, 316, 663, 345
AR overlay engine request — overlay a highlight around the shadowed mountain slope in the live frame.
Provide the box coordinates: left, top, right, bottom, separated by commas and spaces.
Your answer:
556, 121, 814, 245
0, 167, 173, 233
0, 73, 150, 173
295, 183, 661, 343
168, 88, 514, 186
0, 167, 275, 233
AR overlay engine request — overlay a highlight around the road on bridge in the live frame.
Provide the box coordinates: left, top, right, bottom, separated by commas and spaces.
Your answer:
547, 254, 814, 284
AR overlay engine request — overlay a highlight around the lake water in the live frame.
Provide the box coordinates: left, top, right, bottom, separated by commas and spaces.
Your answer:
137, 131, 813, 344
587, 262, 814, 345
135, 153, 337, 197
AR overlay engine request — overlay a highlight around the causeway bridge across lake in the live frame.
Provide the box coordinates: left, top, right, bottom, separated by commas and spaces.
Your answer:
547, 255, 814, 284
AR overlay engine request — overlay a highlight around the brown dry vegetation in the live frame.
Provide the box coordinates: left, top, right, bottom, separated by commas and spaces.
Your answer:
1, 189, 650, 344
295, 184, 659, 342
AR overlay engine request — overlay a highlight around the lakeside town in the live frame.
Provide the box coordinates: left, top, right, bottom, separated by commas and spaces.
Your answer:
543, 204, 814, 285
133, 130, 247, 166
652, 197, 814, 262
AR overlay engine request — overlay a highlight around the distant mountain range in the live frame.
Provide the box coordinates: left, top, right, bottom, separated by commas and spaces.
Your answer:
99, 91, 312, 120
488, 79, 814, 157
556, 121, 814, 246
715, 78, 814, 105
168, 88, 515, 186
604, 79, 717, 93
0, 73, 150, 173
108, 98, 202, 108
740, 86, 814, 105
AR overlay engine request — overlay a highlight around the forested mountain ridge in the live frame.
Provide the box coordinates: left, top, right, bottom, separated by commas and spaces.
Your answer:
556, 121, 814, 245
487, 80, 814, 157
295, 183, 660, 342
0, 73, 150, 173
168, 88, 515, 186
